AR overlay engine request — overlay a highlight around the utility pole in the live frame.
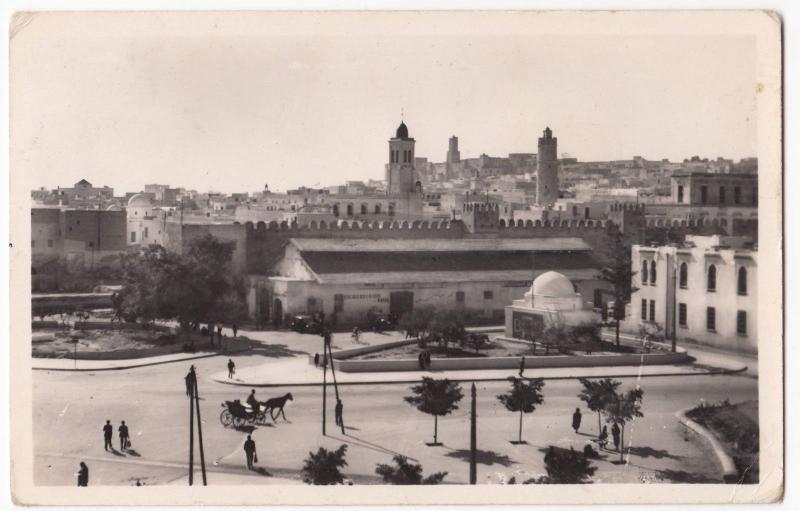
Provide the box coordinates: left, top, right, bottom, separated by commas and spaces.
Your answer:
469, 383, 477, 485
322, 334, 328, 436
188, 369, 194, 486
193, 371, 208, 485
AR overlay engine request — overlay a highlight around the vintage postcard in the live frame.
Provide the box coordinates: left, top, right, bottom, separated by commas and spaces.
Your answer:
8, 9, 783, 505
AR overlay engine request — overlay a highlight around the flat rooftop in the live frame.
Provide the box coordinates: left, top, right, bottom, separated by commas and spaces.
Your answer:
289, 237, 591, 253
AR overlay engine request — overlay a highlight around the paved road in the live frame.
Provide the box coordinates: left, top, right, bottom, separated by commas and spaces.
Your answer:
33, 334, 757, 486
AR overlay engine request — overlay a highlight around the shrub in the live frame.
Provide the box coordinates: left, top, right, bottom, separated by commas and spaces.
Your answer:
302, 445, 348, 485
375, 455, 447, 485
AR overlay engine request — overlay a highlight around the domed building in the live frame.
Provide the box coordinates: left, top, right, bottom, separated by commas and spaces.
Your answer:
126, 193, 167, 246
504, 271, 599, 340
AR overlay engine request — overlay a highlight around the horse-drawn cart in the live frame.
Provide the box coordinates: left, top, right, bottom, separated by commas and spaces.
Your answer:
219, 400, 268, 428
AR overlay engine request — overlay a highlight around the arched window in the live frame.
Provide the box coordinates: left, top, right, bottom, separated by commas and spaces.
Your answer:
679, 262, 688, 288
738, 267, 747, 295
360, 203, 367, 215
641, 260, 649, 285
650, 260, 657, 284
374, 204, 382, 214
332, 204, 339, 217
707, 265, 717, 292
346, 204, 353, 217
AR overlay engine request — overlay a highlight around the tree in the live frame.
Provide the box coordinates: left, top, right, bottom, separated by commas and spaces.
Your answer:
539, 446, 597, 484
302, 445, 348, 485
115, 235, 246, 345
598, 223, 637, 347
429, 310, 466, 353
603, 386, 645, 463
375, 455, 447, 485
398, 306, 436, 341
497, 377, 545, 444
460, 333, 491, 354
578, 378, 622, 434
404, 377, 464, 445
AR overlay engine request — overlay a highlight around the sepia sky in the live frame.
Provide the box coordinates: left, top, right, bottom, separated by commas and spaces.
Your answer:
11, 12, 758, 194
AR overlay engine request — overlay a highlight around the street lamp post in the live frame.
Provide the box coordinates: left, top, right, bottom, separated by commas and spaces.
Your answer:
69, 337, 79, 369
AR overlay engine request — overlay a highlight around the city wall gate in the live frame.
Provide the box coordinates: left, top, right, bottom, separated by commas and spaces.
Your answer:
389, 291, 414, 318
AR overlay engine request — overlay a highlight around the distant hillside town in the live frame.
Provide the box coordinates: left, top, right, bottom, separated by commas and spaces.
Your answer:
31, 120, 759, 353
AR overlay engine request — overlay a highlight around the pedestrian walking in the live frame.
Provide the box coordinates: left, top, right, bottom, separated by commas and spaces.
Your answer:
611, 422, 621, 451
232, 323, 238, 338
314, 353, 320, 367
418, 352, 425, 370
518, 356, 526, 377
185, 366, 195, 397
598, 425, 609, 450
118, 420, 130, 452
243, 435, 257, 470
228, 359, 236, 378
424, 350, 432, 369
572, 407, 582, 433
76, 462, 89, 487
102, 420, 113, 451
335, 399, 343, 426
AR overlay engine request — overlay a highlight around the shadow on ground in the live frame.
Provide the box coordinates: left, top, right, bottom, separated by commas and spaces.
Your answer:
655, 469, 720, 483
446, 449, 516, 467
625, 446, 683, 460
233, 340, 308, 359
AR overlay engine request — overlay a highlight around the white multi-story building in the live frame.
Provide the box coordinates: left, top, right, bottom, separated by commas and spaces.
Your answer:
626, 234, 757, 353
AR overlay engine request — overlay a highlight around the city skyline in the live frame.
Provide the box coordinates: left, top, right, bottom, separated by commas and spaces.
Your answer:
13, 13, 757, 195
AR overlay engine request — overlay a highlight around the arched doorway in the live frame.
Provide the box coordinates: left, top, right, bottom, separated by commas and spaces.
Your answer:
273, 298, 283, 328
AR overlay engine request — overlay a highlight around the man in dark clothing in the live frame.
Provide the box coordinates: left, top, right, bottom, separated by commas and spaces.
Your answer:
76, 462, 89, 487
243, 435, 257, 470
611, 422, 621, 451
424, 351, 432, 369
519, 356, 526, 377
217, 325, 223, 344
572, 408, 582, 433
102, 420, 113, 451
314, 353, 320, 367
185, 366, 195, 397
227, 359, 236, 379
232, 324, 238, 337
418, 352, 425, 370
118, 421, 130, 452
334, 399, 343, 426
247, 389, 259, 418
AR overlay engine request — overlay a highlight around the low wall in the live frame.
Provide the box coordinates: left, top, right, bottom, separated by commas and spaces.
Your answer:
334, 350, 690, 373
73, 321, 173, 333
32, 321, 61, 329
307, 339, 418, 365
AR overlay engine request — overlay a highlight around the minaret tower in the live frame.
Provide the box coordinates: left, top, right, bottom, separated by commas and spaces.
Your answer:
536, 126, 559, 207
385, 120, 416, 195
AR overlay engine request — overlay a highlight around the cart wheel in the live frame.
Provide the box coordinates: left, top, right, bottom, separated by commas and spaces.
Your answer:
256, 412, 268, 425
220, 410, 233, 428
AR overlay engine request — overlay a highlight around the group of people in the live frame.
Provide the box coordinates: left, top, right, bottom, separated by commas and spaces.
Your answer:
571, 407, 623, 455
417, 350, 432, 370
102, 419, 131, 452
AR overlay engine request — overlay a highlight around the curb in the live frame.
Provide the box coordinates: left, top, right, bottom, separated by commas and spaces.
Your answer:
32, 347, 253, 372
675, 407, 739, 483
212, 363, 747, 388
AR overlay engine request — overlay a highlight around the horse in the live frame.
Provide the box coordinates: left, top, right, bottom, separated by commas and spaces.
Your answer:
263, 393, 293, 422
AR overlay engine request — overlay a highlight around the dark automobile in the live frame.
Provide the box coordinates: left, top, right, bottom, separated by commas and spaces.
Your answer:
289, 314, 323, 334
366, 311, 396, 332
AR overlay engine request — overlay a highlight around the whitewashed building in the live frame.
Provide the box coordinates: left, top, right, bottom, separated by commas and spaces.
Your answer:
626, 235, 757, 353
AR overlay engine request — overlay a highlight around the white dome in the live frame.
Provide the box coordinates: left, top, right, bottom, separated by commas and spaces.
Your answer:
531, 271, 575, 297
127, 194, 152, 208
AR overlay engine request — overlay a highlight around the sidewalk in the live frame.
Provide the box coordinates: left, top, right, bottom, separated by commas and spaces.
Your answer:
211, 352, 747, 387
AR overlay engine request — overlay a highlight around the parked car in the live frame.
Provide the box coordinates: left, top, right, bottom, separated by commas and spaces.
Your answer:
289, 314, 323, 335
366, 311, 395, 332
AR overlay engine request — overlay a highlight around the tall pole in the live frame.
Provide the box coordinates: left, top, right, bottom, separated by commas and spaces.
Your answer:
322, 359, 328, 436
469, 383, 477, 485
193, 372, 208, 485
188, 370, 194, 486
